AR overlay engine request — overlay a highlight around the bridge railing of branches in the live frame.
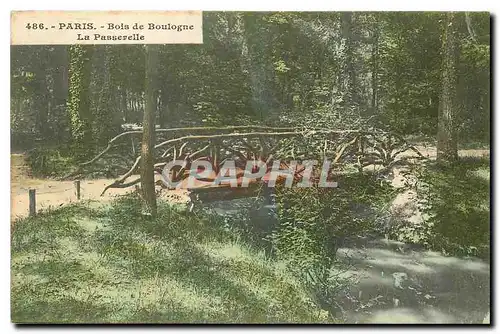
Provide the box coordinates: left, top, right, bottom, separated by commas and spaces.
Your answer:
62, 125, 425, 196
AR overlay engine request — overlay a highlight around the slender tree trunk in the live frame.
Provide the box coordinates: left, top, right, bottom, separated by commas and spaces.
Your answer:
52, 46, 68, 142
53, 46, 69, 107
159, 86, 169, 128
121, 89, 129, 122
141, 45, 158, 218
341, 13, 358, 115
34, 68, 48, 139
34, 47, 49, 140
371, 18, 379, 114
437, 12, 459, 162
241, 14, 278, 121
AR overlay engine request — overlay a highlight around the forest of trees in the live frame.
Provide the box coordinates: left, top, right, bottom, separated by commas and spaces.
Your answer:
10, 12, 491, 324
11, 12, 490, 156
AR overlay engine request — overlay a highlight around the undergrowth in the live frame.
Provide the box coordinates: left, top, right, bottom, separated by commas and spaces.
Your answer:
390, 157, 490, 259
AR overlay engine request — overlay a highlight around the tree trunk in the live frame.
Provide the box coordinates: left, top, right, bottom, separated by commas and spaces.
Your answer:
341, 13, 358, 115
141, 45, 158, 218
159, 86, 169, 128
121, 88, 129, 122
51, 46, 69, 142
241, 14, 278, 121
67, 45, 93, 159
34, 47, 49, 140
92, 45, 115, 142
53, 46, 68, 108
371, 18, 379, 114
34, 69, 48, 140
437, 12, 459, 162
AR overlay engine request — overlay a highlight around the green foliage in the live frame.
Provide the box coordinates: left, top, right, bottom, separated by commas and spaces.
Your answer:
377, 13, 442, 135
11, 12, 490, 155
272, 175, 395, 270
392, 158, 490, 258
25, 147, 76, 178
91, 46, 118, 143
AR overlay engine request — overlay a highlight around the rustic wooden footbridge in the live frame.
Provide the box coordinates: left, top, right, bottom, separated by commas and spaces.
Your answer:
65, 124, 424, 202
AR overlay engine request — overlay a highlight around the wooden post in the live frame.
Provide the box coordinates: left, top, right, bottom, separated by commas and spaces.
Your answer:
29, 189, 36, 217
74, 180, 81, 200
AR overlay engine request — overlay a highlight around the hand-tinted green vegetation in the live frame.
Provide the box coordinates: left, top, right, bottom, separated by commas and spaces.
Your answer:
11, 197, 334, 323
392, 156, 490, 258
11, 13, 489, 162
11, 11, 490, 324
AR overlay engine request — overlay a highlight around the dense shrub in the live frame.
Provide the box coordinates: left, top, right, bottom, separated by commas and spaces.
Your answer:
271, 174, 395, 268
394, 158, 490, 258
26, 147, 76, 178
269, 174, 396, 316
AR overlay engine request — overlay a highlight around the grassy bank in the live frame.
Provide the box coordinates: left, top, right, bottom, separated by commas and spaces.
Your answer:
11, 195, 332, 324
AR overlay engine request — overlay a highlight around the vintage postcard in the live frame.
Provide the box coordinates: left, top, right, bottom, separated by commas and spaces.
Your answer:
10, 11, 490, 324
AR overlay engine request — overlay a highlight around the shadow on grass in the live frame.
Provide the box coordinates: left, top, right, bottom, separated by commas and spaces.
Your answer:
11, 194, 328, 323
128, 303, 220, 323
14, 258, 96, 284
12, 295, 113, 324
11, 202, 106, 255
88, 203, 314, 322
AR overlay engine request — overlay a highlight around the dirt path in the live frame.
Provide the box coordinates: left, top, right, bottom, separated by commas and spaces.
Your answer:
10, 153, 192, 220
404, 145, 489, 159
10, 154, 135, 220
